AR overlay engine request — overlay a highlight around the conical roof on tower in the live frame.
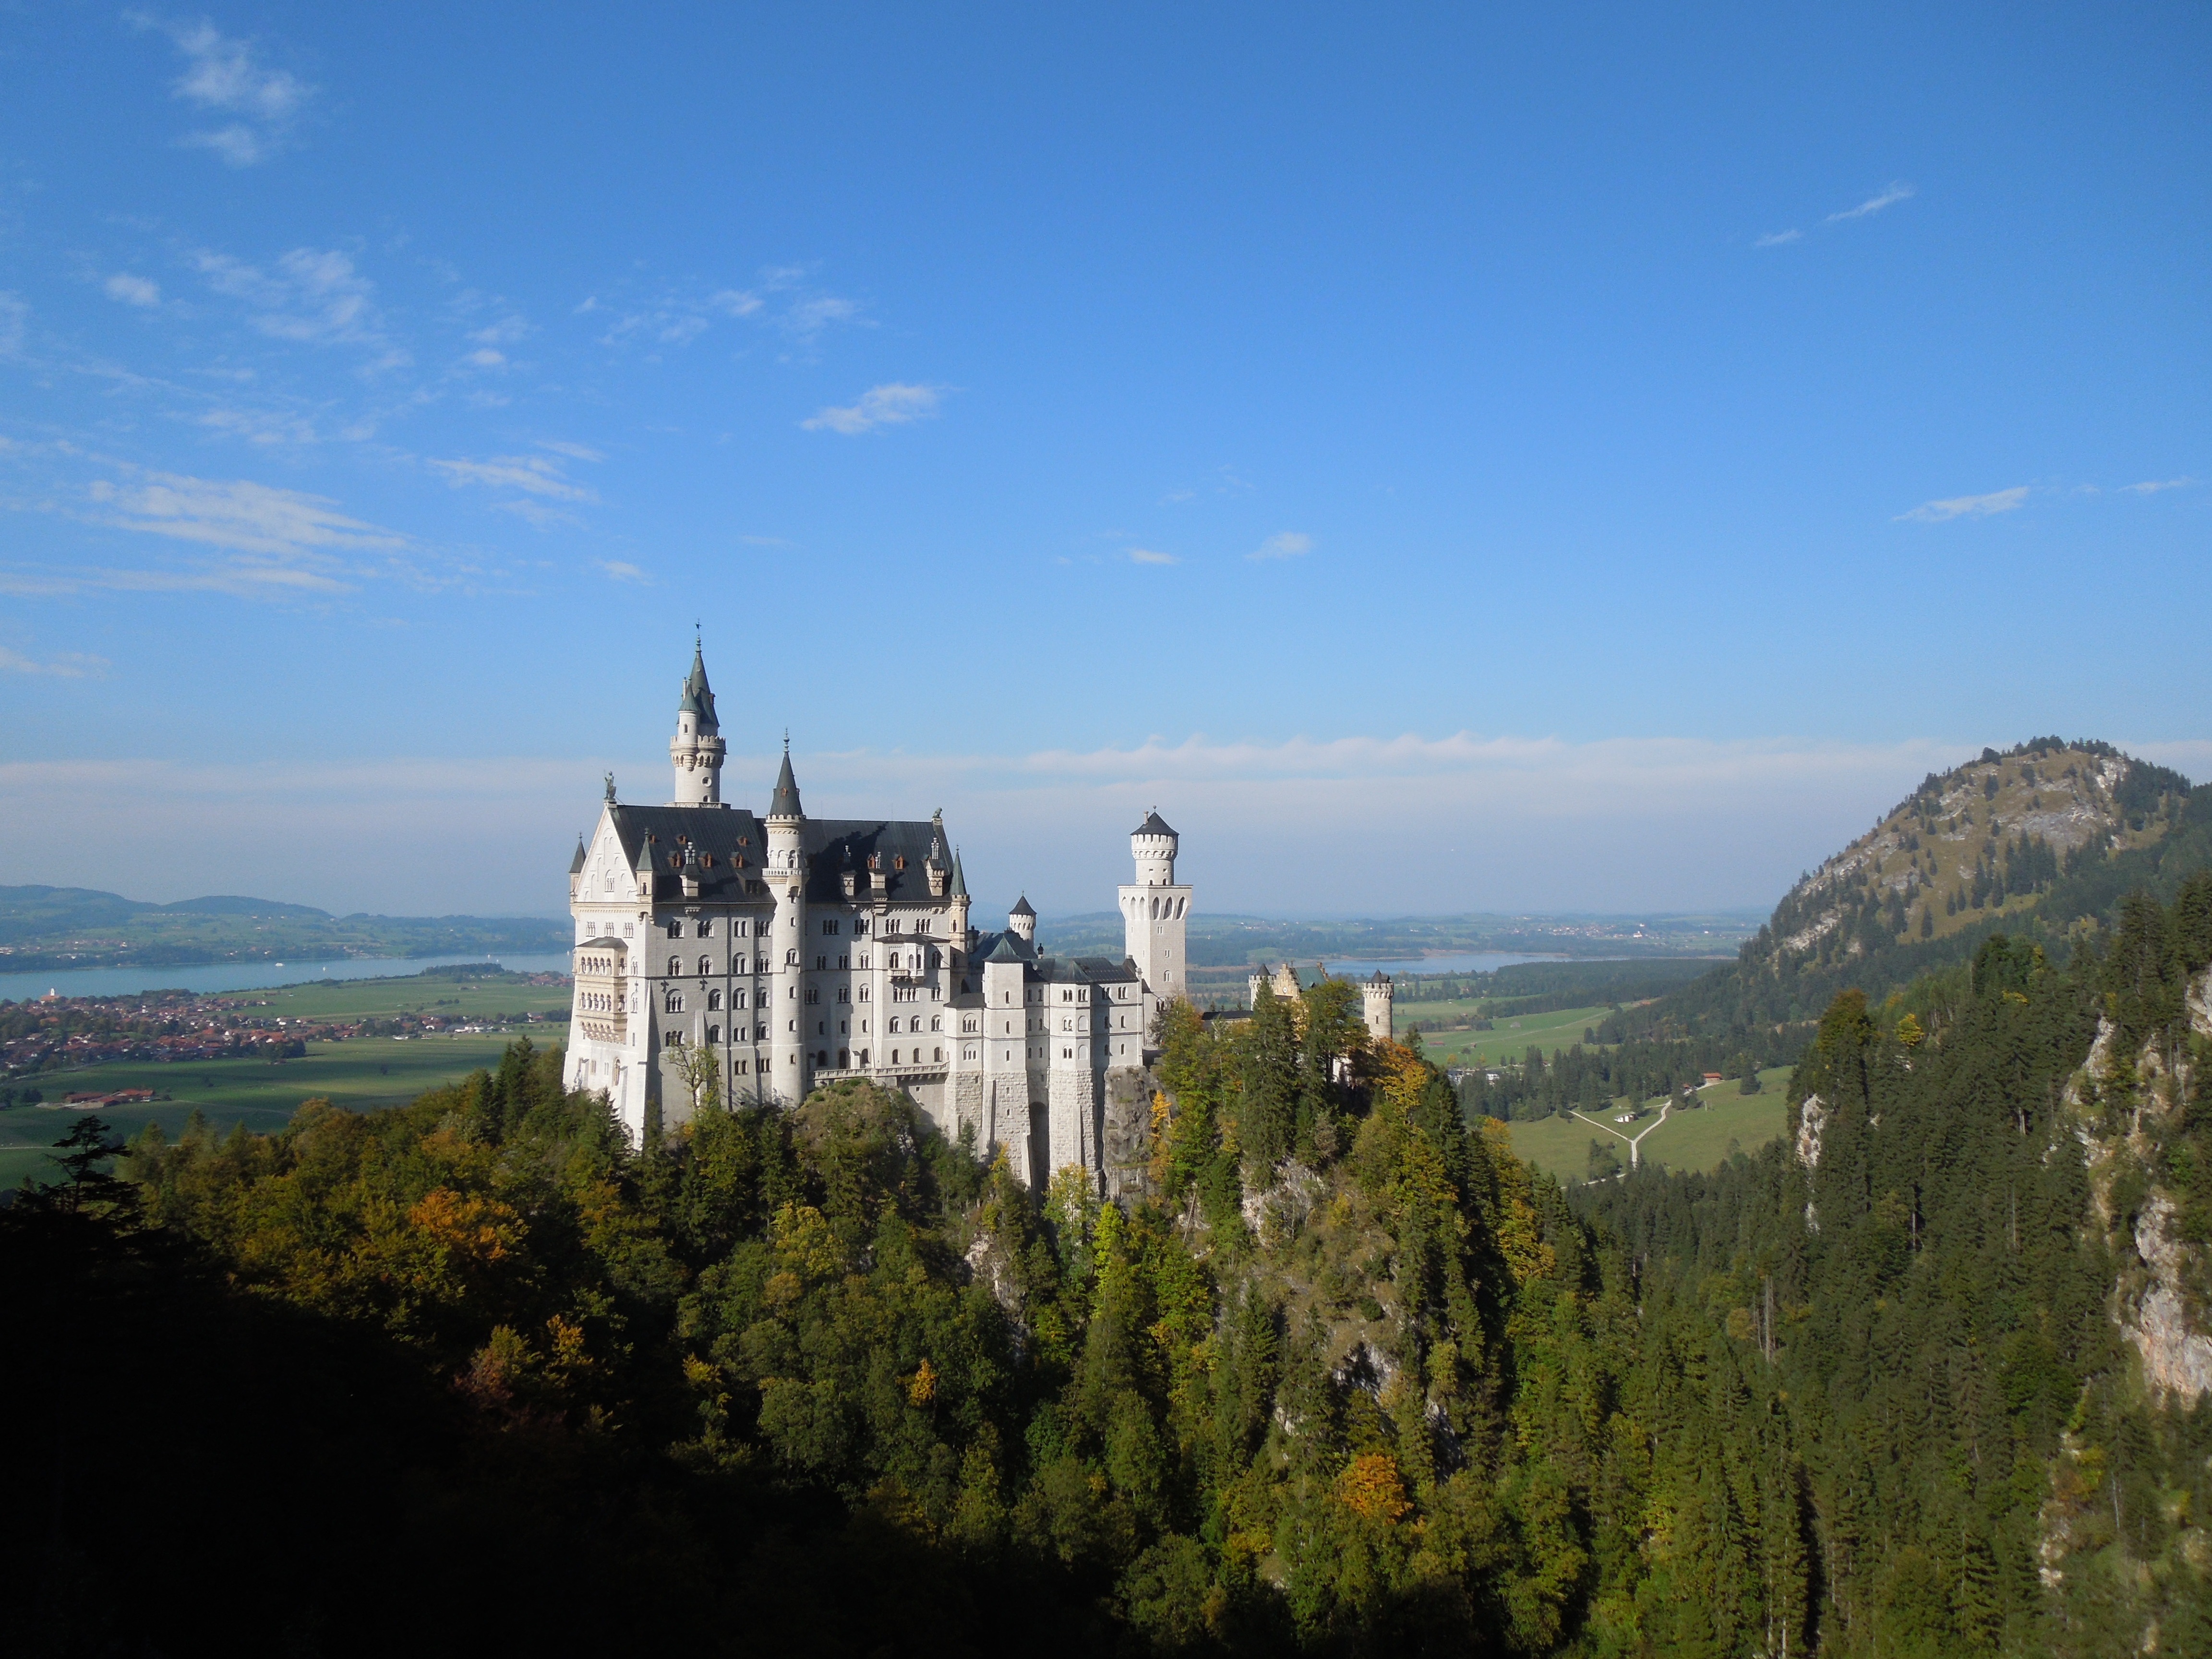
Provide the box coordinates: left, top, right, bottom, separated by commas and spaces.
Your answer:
1010, 894, 1035, 918
678, 638, 718, 726
948, 848, 969, 900
769, 743, 803, 818
569, 835, 588, 875
1135, 809, 1176, 837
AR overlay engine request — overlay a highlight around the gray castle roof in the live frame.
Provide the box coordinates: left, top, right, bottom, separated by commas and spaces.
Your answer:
569, 837, 588, 875
600, 802, 952, 908
1009, 895, 1035, 918
1135, 810, 1176, 837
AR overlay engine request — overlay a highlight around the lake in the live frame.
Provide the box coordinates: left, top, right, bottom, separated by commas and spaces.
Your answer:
1318, 951, 1569, 979
0, 952, 577, 1005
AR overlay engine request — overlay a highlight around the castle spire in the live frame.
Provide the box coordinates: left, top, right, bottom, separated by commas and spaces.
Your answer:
769, 745, 803, 819
670, 638, 726, 806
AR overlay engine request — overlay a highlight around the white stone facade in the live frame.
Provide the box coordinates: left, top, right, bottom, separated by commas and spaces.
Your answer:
561, 645, 1189, 1190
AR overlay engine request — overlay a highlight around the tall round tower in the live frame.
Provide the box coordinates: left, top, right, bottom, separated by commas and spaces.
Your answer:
669, 638, 727, 806
1120, 807, 1192, 1013
765, 741, 808, 1101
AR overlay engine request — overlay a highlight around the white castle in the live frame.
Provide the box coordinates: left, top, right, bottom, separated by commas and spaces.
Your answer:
563, 642, 1198, 1188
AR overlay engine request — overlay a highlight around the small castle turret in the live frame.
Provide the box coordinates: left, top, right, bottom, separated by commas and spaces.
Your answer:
1121, 808, 1191, 1005
1362, 971, 1395, 1045
1008, 895, 1036, 944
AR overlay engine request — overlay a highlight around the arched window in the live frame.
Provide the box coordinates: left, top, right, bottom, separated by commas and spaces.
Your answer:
707, 989, 722, 1010
706, 1024, 721, 1045
667, 956, 681, 976
698, 954, 711, 975
806, 987, 819, 1005
667, 919, 682, 938
696, 919, 712, 937
785, 948, 799, 965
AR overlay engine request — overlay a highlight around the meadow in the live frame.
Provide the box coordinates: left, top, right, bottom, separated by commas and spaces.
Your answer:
1404, 1002, 1614, 1069
1502, 1067, 1794, 1182
215, 972, 573, 1022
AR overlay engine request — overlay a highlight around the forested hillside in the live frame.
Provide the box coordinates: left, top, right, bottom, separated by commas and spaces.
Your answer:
10, 875, 2211, 1655
1599, 741, 2204, 1047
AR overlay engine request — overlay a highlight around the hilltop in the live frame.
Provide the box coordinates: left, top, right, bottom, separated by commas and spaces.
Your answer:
1600, 738, 2208, 1042
0, 884, 568, 975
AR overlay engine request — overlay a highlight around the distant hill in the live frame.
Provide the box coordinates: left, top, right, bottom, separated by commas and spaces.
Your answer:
1601, 738, 2208, 1041
0, 885, 567, 975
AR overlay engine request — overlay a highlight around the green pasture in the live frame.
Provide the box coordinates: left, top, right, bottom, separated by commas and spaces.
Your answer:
0, 1029, 557, 1190
1501, 1068, 1794, 1183
213, 972, 572, 1022
1409, 1003, 1613, 1068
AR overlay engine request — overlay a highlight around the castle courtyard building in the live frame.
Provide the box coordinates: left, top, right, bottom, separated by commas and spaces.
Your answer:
564, 644, 1189, 1188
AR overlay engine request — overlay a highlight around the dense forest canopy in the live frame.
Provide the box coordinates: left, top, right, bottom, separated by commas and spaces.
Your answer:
10, 864, 2212, 1655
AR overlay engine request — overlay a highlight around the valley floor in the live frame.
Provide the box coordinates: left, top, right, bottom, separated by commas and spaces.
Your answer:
1503, 1067, 1794, 1180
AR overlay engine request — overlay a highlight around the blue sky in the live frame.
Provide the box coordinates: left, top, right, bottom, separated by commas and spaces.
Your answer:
1, 3, 2206, 918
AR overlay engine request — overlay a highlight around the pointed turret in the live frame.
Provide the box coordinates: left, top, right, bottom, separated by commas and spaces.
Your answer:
948, 848, 969, 900
569, 835, 588, 876
1009, 895, 1036, 944
670, 637, 727, 806
769, 745, 803, 819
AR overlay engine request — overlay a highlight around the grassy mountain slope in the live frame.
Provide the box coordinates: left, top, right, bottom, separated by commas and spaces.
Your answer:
1601, 740, 2206, 1042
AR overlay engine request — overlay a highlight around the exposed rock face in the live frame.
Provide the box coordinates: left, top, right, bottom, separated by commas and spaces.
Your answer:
2067, 970, 2212, 1408
1793, 1093, 1827, 1169
1100, 1065, 1163, 1202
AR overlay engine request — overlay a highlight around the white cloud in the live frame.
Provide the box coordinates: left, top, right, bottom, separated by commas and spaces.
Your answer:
597, 560, 651, 584
782, 295, 859, 338
90, 470, 401, 559
192, 247, 401, 369
0, 732, 1982, 915
1128, 548, 1178, 565
709, 289, 762, 317
133, 13, 314, 165
538, 440, 604, 462
463, 348, 506, 368
467, 314, 529, 346
428, 453, 599, 502
1754, 228, 1802, 247
1248, 531, 1313, 561
2122, 477, 2190, 494
801, 382, 943, 434
105, 274, 162, 307
1895, 486, 2029, 523
198, 406, 318, 446
0, 646, 108, 678
1828, 181, 1915, 222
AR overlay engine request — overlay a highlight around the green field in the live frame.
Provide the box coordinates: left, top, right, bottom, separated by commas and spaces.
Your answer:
211, 973, 572, 1022
0, 1027, 561, 1190
1501, 1068, 1794, 1183
1405, 1003, 1613, 1068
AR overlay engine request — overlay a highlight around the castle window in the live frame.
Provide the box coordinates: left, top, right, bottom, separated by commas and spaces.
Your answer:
806, 987, 819, 1004
664, 1032, 683, 1048
698, 955, 712, 975
837, 987, 850, 1003
697, 920, 712, 937
962, 1018, 977, 1034
668, 956, 681, 976
839, 1048, 849, 1067
859, 986, 870, 1001
838, 953, 849, 969
859, 954, 870, 969
708, 990, 722, 1010
822, 920, 839, 935
785, 949, 798, 965
931, 1016, 942, 1032
737, 990, 748, 1008
624, 924, 634, 936
665, 991, 684, 1013
667, 919, 683, 938
934, 1047, 943, 1063
891, 1049, 900, 1064
706, 1024, 721, 1045
854, 919, 868, 935
893, 855, 905, 871
815, 955, 827, 970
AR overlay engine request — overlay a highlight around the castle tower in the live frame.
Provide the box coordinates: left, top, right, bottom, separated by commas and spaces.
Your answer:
1121, 809, 1191, 1004
1008, 895, 1036, 944
669, 638, 727, 806
1362, 972, 1394, 1045
765, 742, 807, 1102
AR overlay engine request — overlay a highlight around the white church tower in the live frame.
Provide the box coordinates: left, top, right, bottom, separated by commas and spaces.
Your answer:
1120, 809, 1190, 1003
669, 637, 726, 806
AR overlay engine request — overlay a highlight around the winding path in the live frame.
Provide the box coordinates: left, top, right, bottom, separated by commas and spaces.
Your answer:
1569, 1099, 1671, 1170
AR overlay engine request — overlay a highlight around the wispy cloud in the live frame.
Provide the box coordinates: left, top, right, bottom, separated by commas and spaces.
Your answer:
538, 439, 603, 462
192, 246, 405, 370
1895, 486, 2029, 523
802, 382, 943, 434
1754, 228, 1802, 248
1248, 531, 1313, 561
428, 452, 600, 517
1828, 181, 1915, 222
1128, 547, 1178, 566
105, 274, 162, 307
131, 13, 314, 166
1161, 487, 1197, 504
0, 645, 109, 678
2122, 477, 2191, 494
596, 560, 651, 584
198, 406, 318, 446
